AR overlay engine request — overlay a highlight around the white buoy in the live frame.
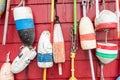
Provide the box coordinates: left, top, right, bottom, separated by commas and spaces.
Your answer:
80, 17, 96, 50
11, 46, 36, 73
37, 31, 53, 68
95, 0, 117, 31
37, 31, 53, 80
0, 52, 14, 80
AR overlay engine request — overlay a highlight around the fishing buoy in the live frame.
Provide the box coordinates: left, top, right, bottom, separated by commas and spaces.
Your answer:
53, 23, 65, 75
0, 0, 5, 17
96, 42, 118, 64
11, 46, 36, 73
95, 0, 117, 31
79, 0, 96, 80
38, 31, 53, 68
0, 52, 14, 80
37, 31, 53, 80
79, 17, 96, 50
79, 0, 96, 50
13, 7, 35, 46
95, 10, 117, 31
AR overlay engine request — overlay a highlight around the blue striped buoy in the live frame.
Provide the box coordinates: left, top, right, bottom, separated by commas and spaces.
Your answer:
0, 0, 5, 17
13, 7, 35, 46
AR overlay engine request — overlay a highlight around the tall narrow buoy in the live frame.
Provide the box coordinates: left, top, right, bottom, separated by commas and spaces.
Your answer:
79, 0, 96, 80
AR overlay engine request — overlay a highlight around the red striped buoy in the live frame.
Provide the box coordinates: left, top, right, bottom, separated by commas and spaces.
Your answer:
79, 17, 96, 50
95, 10, 117, 31
96, 42, 118, 64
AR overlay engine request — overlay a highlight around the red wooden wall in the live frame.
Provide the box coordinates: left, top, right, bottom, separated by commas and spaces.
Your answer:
0, 0, 119, 80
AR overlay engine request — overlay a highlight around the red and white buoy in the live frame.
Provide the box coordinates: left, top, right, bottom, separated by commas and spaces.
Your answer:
53, 23, 65, 75
79, 0, 96, 80
95, 0, 117, 31
95, 0, 118, 80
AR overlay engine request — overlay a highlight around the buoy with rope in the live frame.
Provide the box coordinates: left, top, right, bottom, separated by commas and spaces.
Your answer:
37, 31, 53, 80
79, 0, 96, 80
11, 0, 37, 75
95, 0, 118, 80
53, 0, 65, 75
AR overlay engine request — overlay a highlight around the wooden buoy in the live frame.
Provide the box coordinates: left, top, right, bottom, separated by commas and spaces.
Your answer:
53, 23, 65, 75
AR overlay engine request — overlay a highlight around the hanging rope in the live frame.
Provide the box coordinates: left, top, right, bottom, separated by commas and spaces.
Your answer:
54, 0, 60, 23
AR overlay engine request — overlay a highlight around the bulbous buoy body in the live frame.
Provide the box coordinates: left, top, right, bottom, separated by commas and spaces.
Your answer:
13, 7, 35, 46
0, 63, 14, 80
0, 0, 5, 17
95, 10, 117, 31
11, 46, 36, 73
96, 42, 118, 64
79, 17, 96, 50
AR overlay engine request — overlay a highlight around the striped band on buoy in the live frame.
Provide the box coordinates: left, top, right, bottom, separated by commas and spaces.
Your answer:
0, 0, 5, 17
96, 42, 118, 64
38, 53, 53, 62
13, 7, 34, 30
79, 17, 96, 50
